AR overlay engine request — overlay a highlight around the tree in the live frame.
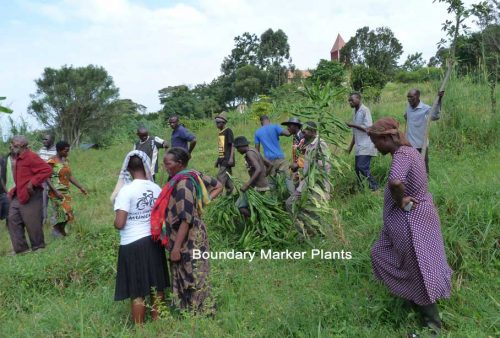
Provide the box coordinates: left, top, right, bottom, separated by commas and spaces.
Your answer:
341, 26, 403, 75
234, 65, 266, 104
350, 65, 387, 101
219, 29, 292, 106
309, 59, 345, 87
29, 65, 120, 146
221, 32, 261, 76
159, 85, 202, 120
401, 52, 425, 71
259, 28, 292, 88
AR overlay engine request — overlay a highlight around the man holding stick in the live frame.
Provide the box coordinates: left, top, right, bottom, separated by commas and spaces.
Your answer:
405, 89, 444, 174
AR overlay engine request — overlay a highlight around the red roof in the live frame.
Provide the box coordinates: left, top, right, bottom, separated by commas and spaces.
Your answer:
330, 34, 345, 53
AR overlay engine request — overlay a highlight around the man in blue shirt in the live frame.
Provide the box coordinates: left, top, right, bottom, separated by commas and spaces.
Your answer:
168, 116, 197, 156
405, 89, 444, 174
254, 115, 293, 193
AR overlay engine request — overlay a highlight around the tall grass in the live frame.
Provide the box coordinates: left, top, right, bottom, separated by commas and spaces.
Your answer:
0, 79, 498, 337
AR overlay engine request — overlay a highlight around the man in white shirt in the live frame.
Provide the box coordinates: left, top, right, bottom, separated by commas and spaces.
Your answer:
347, 92, 379, 191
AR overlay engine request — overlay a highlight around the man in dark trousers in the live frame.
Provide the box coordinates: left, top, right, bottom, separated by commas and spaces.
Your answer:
134, 127, 168, 181
214, 112, 235, 194
7, 135, 52, 254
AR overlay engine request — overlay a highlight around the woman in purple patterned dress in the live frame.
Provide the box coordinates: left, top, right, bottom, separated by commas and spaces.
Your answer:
366, 117, 452, 332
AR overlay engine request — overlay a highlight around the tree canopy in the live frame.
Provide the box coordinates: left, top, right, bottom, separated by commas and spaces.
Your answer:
28, 65, 121, 146
341, 26, 403, 75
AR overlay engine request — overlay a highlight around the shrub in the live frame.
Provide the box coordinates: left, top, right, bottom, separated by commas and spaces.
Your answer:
350, 65, 387, 101
394, 67, 443, 83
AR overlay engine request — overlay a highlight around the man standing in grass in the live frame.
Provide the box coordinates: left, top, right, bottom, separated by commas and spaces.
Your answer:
347, 92, 379, 191
281, 117, 305, 189
134, 127, 168, 181
254, 115, 293, 193
214, 112, 235, 194
168, 115, 197, 156
38, 134, 57, 225
405, 89, 444, 174
7, 135, 52, 254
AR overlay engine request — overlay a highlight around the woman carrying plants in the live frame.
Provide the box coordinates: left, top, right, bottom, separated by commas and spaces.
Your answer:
151, 147, 222, 314
46, 141, 87, 237
366, 117, 452, 334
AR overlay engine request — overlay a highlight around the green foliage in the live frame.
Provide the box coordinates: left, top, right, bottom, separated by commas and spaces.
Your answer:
350, 65, 388, 101
309, 59, 346, 87
341, 26, 403, 75
401, 52, 425, 71
0, 96, 13, 114
234, 64, 266, 104
394, 67, 444, 83
28, 65, 121, 147
0, 78, 498, 336
219, 29, 292, 106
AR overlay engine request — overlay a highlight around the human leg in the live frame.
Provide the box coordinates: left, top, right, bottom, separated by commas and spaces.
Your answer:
20, 189, 45, 250
131, 297, 146, 324
7, 197, 30, 253
217, 165, 234, 194
355, 155, 379, 191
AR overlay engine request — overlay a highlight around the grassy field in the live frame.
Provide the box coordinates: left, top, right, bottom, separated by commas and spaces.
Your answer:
0, 79, 498, 337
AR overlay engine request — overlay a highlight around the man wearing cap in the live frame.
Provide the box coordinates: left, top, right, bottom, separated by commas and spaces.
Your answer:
214, 112, 235, 194
233, 136, 271, 217
254, 115, 293, 193
281, 117, 305, 188
347, 92, 379, 191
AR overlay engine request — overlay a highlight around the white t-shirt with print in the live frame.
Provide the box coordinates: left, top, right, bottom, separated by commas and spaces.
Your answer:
113, 179, 161, 245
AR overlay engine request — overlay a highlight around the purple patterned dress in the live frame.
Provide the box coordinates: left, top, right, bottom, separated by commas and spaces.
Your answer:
371, 146, 452, 305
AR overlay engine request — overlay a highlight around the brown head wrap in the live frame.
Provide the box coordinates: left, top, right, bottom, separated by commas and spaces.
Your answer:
367, 117, 411, 147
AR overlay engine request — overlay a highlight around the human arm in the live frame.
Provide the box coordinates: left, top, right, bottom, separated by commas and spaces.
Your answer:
114, 210, 128, 230
188, 139, 197, 154
347, 135, 355, 154
69, 176, 87, 194
227, 129, 235, 166
202, 175, 223, 200
170, 221, 189, 262
431, 91, 444, 121
45, 179, 64, 200
241, 153, 264, 192
388, 180, 418, 211
280, 129, 291, 137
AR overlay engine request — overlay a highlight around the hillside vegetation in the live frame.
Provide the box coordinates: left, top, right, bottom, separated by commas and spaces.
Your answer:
0, 79, 498, 337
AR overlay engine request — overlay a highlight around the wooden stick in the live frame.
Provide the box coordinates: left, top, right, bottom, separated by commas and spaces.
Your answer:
421, 59, 453, 158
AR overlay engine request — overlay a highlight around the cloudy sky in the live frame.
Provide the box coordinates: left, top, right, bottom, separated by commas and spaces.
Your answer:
0, 0, 477, 132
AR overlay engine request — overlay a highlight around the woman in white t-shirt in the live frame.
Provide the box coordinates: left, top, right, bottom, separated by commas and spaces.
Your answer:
113, 151, 169, 325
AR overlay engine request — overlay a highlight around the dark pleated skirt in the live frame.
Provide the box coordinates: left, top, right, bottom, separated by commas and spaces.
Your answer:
114, 236, 169, 301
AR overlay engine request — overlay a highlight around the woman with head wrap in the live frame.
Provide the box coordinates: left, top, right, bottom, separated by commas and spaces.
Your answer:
366, 117, 452, 333
113, 150, 169, 325
151, 147, 223, 314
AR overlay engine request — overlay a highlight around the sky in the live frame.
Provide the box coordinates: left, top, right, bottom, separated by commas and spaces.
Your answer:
0, 0, 478, 134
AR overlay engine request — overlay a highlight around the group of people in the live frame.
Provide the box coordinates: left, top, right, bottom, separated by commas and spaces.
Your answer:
0, 134, 87, 255
1, 88, 451, 333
